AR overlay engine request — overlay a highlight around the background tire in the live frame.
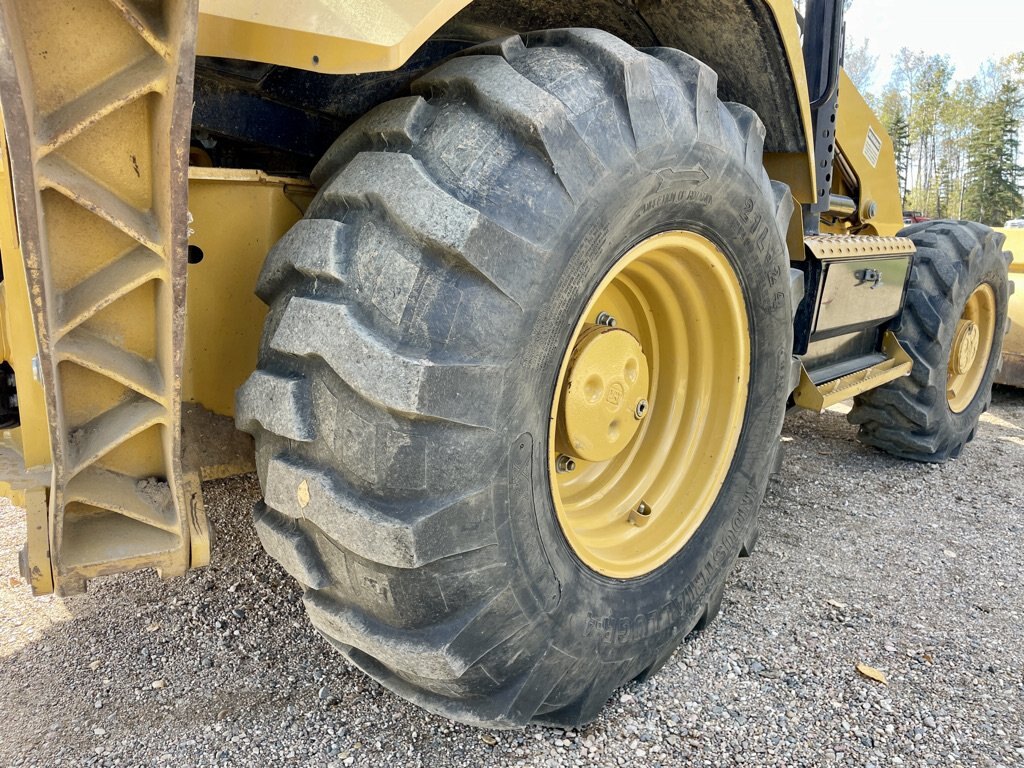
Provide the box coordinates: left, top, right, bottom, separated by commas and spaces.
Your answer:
236, 29, 793, 728
849, 220, 1011, 462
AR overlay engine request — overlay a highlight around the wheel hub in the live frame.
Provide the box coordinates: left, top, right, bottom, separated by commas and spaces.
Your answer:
950, 319, 980, 375
946, 283, 996, 412
559, 325, 650, 462
548, 230, 750, 579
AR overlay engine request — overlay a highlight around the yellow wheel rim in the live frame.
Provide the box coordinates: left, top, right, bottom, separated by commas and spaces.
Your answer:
947, 284, 996, 413
548, 231, 750, 579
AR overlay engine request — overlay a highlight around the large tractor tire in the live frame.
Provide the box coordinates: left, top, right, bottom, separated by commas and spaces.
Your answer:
237, 29, 794, 728
849, 220, 1010, 462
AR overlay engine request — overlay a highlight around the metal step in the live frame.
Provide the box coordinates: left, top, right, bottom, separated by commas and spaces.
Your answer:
793, 331, 913, 412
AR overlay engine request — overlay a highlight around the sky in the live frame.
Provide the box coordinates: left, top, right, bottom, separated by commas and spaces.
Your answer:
845, 0, 1022, 90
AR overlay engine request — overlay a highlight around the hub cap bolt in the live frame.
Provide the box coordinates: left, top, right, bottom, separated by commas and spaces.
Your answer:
595, 312, 617, 327
555, 454, 577, 474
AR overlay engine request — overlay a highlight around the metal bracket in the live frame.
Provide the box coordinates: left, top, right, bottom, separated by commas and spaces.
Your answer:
854, 268, 882, 288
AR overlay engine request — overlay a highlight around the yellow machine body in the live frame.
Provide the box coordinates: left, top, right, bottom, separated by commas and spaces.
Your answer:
196, 0, 475, 75
829, 69, 904, 238
0, 0, 907, 593
995, 227, 1024, 387
194, 0, 821, 209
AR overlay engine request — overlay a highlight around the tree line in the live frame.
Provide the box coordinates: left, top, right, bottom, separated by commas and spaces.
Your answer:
845, 44, 1024, 226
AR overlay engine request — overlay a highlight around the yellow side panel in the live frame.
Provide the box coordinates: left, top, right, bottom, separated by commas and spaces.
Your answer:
1001, 228, 1024, 274
197, 0, 472, 74
834, 69, 903, 237
995, 227, 1024, 387
183, 169, 309, 416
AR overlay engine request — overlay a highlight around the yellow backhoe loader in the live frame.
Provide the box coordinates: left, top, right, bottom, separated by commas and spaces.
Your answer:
0, 0, 1014, 728
995, 226, 1024, 386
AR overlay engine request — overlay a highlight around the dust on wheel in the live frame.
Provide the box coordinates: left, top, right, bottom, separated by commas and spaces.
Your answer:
237, 28, 795, 728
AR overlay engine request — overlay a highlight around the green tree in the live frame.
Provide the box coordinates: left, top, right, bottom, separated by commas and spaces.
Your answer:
962, 79, 1023, 225
879, 87, 910, 205
934, 80, 978, 218
890, 49, 954, 215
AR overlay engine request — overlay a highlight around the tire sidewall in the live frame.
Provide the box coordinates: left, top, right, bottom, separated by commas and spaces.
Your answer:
498, 143, 792, 665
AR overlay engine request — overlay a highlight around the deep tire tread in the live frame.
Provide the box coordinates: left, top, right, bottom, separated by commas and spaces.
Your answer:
312, 151, 550, 305
269, 295, 504, 428
310, 96, 435, 188
236, 370, 315, 442
255, 218, 351, 302
239, 28, 791, 728
252, 502, 330, 590
414, 55, 605, 203
261, 453, 498, 568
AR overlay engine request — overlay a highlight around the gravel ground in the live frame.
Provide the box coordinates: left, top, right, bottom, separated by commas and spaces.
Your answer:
2, 388, 1023, 768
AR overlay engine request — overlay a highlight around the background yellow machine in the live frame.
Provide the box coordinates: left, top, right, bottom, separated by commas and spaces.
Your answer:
995, 227, 1024, 386
0, 0, 1015, 727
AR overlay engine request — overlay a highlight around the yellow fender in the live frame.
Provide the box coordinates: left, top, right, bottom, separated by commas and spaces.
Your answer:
197, 0, 474, 74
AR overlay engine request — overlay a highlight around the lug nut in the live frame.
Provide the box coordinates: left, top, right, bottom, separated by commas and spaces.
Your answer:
595, 312, 617, 327
634, 399, 648, 419
555, 454, 577, 474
